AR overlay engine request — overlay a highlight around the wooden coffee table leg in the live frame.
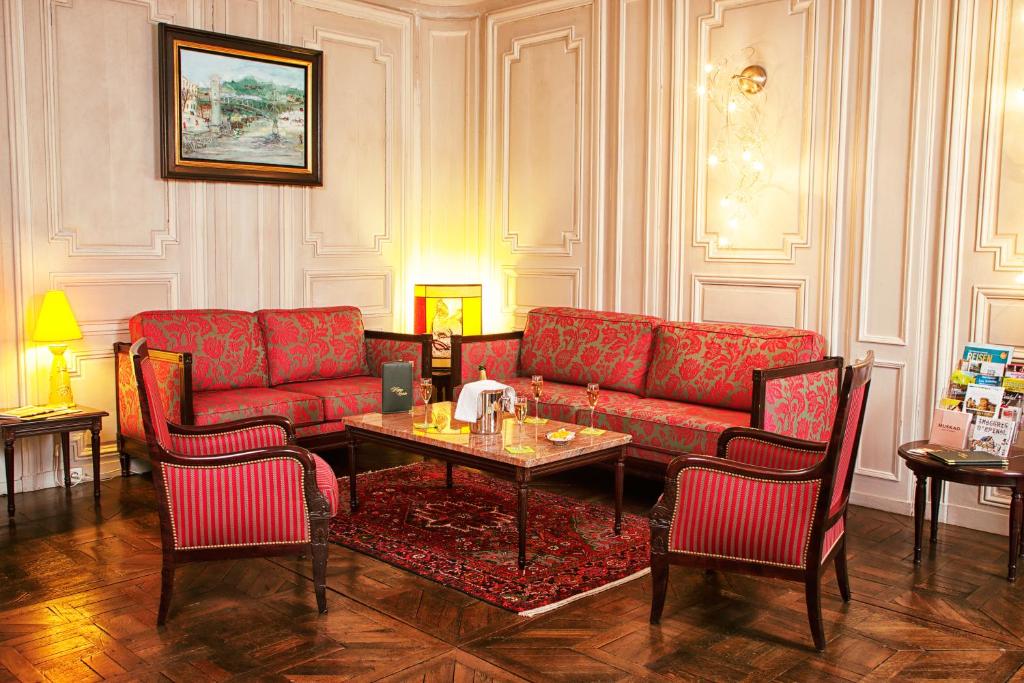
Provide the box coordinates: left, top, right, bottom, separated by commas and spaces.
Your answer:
446, 462, 453, 489
614, 447, 625, 535
930, 477, 943, 543
4, 436, 14, 517
1009, 490, 1022, 582
347, 438, 359, 512
516, 469, 529, 570
913, 473, 926, 564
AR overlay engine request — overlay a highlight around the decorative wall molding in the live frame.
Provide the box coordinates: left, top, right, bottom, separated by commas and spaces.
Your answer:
853, 359, 905, 483
501, 266, 582, 321
49, 272, 180, 336
970, 285, 1024, 362
691, 274, 807, 328
302, 269, 393, 317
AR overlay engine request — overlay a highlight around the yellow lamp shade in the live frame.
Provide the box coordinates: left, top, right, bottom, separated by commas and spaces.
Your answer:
414, 284, 482, 369
33, 290, 83, 343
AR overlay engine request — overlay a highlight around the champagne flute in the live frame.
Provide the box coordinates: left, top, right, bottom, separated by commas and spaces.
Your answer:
586, 383, 600, 431
418, 378, 433, 427
531, 375, 544, 421
514, 397, 529, 449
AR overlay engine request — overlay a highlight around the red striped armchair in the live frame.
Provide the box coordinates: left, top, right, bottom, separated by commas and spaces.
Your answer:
130, 339, 340, 625
649, 352, 873, 651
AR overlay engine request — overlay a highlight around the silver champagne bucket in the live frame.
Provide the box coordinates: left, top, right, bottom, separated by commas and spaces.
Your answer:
470, 389, 505, 435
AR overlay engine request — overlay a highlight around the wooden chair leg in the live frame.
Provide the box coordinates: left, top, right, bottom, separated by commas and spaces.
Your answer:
157, 557, 175, 626
649, 551, 669, 625
311, 519, 329, 614
834, 539, 851, 602
805, 575, 826, 651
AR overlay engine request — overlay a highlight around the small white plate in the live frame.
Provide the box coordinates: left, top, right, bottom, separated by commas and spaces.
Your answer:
545, 430, 576, 444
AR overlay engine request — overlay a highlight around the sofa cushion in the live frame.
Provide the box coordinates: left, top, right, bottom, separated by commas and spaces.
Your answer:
645, 323, 827, 412
592, 395, 750, 458
193, 387, 323, 426
499, 377, 640, 424
129, 310, 269, 391
281, 376, 385, 421
518, 307, 662, 395
257, 307, 368, 385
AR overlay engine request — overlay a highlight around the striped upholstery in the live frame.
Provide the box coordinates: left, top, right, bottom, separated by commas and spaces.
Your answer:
723, 436, 826, 471
830, 384, 866, 516
668, 467, 822, 568
822, 518, 844, 562
162, 457, 311, 549
139, 356, 172, 449
313, 454, 340, 516
169, 425, 290, 457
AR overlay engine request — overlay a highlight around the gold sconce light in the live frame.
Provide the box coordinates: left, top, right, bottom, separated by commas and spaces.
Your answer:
734, 65, 767, 95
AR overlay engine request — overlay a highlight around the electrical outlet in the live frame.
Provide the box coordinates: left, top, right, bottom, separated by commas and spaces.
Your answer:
69, 468, 83, 485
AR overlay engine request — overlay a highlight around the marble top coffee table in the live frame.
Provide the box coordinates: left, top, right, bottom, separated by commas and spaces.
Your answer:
342, 402, 632, 569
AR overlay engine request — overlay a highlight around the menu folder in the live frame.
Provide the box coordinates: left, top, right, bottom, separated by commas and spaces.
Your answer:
382, 361, 414, 414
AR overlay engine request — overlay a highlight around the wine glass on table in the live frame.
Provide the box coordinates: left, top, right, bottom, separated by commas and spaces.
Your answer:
417, 378, 433, 428
531, 375, 544, 421
514, 397, 529, 450
586, 383, 600, 431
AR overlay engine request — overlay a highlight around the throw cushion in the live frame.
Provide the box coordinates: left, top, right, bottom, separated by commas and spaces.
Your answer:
257, 307, 368, 385
129, 310, 269, 391
192, 387, 324, 426
645, 323, 826, 411
518, 307, 662, 395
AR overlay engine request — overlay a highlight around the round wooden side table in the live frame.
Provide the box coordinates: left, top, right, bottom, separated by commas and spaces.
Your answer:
898, 440, 1024, 581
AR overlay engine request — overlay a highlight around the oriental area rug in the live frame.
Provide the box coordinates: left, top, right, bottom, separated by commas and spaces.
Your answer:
329, 462, 650, 615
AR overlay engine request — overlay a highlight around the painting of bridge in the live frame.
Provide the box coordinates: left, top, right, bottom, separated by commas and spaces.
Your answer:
178, 48, 308, 168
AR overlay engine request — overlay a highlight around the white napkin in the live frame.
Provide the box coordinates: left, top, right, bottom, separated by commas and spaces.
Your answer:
454, 380, 517, 423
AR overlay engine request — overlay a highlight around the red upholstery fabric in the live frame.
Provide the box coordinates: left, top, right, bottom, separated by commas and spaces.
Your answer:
822, 518, 844, 563
722, 435, 826, 471
518, 307, 661, 394
282, 376, 384, 421
645, 323, 827, 411
667, 466, 822, 568
161, 457, 311, 549
119, 346, 184, 442
257, 307, 368, 385
295, 421, 348, 439
592, 395, 750, 457
830, 384, 866, 516
762, 369, 839, 441
497, 377, 638, 424
312, 454, 340, 516
365, 336, 425, 379
129, 310, 269, 391
168, 425, 290, 457
138, 355, 172, 449
193, 387, 323, 426
458, 337, 521, 385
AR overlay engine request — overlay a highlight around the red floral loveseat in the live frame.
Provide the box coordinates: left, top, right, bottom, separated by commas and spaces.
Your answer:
115, 307, 430, 475
451, 307, 840, 475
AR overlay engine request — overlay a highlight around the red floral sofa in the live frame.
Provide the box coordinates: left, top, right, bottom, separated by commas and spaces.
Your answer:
451, 307, 840, 474
115, 307, 430, 475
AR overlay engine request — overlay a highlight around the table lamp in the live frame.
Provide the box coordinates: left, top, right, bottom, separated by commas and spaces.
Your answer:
33, 290, 82, 406
413, 284, 482, 369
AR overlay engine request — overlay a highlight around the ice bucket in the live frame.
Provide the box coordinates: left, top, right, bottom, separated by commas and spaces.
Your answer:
470, 388, 505, 435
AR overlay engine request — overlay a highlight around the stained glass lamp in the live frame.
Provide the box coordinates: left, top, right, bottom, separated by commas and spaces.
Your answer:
33, 290, 83, 406
413, 284, 482, 369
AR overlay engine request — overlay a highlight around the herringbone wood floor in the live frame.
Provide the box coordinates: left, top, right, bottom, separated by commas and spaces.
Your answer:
1, 446, 1023, 682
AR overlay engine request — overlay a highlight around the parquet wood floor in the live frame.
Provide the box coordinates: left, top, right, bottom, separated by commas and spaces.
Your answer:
1, 446, 1022, 681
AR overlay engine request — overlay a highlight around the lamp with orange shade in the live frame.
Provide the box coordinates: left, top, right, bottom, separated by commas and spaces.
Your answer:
33, 290, 83, 406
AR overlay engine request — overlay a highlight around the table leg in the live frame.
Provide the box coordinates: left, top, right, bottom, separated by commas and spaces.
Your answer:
90, 423, 101, 499
347, 438, 359, 512
929, 477, 943, 543
1010, 490, 1022, 582
614, 447, 625, 535
913, 473, 926, 564
60, 432, 71, 489
516, 470, 529, 570
446, 462, 453, 489
4, 437, 14, 517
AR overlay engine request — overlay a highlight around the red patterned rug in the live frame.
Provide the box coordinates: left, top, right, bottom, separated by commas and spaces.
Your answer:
329, 462, 650, 615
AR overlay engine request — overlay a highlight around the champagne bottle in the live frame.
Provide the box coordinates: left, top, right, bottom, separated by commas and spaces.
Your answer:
478, 364, 487, 381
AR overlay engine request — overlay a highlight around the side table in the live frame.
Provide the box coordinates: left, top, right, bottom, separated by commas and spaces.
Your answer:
898, 440, 1024, 581
1, 406, 108, 517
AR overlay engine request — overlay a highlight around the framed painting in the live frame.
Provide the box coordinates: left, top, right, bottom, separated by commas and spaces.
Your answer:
159, 24, 322, 185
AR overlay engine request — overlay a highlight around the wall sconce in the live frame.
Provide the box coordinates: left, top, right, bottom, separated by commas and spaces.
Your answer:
699, 54, 771, 251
